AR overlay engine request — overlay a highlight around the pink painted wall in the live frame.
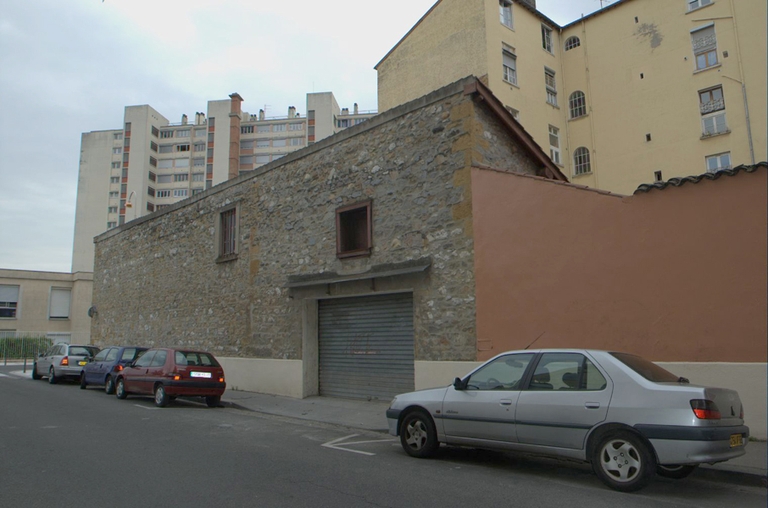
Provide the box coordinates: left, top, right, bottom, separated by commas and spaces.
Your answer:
471, 167, 767, 363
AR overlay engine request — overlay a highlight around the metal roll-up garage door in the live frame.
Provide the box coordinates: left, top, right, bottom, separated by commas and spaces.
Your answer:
318, 293, 414, 400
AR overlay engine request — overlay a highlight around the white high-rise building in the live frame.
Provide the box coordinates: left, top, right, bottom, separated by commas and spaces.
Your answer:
72, 92, 375, 273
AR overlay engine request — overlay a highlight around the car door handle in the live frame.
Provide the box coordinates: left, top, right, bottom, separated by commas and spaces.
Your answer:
499, 399, 513, 406
585, 402, 600, 409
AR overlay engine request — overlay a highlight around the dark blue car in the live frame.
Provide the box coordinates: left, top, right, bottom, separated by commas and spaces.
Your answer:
80, 346, 148, 394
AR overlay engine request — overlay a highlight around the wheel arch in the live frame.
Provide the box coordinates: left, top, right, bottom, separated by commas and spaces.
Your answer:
586, 423, 659, 464
396, 405, 435, 437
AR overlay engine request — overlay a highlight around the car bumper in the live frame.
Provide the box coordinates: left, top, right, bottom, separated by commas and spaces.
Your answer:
386, 408, 401, 436
635, 424, 749, 465
56, 365, 85, 379
163, 380, 226, 397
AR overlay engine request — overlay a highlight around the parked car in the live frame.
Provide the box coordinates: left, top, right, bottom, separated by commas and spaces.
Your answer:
386, 349, 749, 492
114, 348, 226, 408
80, 346, 148, 394
32, 343, 100, 384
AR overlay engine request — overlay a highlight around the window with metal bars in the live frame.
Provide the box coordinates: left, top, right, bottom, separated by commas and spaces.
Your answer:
218, 207, 238, 260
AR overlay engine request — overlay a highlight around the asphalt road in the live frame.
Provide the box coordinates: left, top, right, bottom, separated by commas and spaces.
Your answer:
1, 364, 765, 508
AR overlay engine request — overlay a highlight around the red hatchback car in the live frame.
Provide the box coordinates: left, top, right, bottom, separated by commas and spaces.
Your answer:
115, 348, 226, 407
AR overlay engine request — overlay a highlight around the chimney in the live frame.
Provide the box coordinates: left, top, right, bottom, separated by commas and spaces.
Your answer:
181, 114, 188, 125
353, 103, 359, 114
259, 109, 265, 121
341, 107, 349, 115
288, 106, 296, 117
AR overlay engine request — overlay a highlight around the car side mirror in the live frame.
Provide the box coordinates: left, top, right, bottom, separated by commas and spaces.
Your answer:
453, 377, 465, 391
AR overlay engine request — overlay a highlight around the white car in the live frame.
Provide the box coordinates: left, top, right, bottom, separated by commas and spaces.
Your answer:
386, 349, 749, 492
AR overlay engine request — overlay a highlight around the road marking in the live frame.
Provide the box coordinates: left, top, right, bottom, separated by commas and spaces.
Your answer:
134, 404, 159, 410
321, 434, 393, 456
0, 373, 8, 378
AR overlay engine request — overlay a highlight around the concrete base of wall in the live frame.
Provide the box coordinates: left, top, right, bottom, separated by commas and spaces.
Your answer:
217, 358, 767, 440
218, 357, 304, 398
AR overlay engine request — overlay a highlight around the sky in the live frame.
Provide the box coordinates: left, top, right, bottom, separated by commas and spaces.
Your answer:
0, 0, 608, 273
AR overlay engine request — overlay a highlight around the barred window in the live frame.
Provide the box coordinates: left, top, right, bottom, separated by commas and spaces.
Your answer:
564, 36, 580, 51
218, 206, 238, 261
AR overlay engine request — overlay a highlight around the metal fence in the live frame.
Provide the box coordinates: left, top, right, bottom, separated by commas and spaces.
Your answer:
0, 332, 61, 367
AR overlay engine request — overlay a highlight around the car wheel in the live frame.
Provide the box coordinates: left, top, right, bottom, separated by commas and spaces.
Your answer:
79, 372, 87, 389
154, 384, 169, 408
32, 363, 41, 380
399, 409, 439, 458
105, 376, 115, 395
592, 431, 655, 492
48, 367, 58, 385
205, 395, 221, 408
115, 378, 127, 399
657, 464, 698, 479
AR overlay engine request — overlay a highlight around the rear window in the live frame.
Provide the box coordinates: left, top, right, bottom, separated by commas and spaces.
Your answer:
611, 352, 679, 383
175, 351, 220, 367
70, 346, 99, 357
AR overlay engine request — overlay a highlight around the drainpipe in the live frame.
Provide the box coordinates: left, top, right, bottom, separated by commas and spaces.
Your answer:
728, 0, 756, 164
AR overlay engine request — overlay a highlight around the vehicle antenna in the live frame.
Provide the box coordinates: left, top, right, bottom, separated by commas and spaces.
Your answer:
523, 331, 545, 350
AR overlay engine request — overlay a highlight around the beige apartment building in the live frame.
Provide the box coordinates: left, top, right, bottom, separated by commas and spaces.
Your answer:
0, 269, 93, 345
72, 92, 375, 273
376, 0, 766, 194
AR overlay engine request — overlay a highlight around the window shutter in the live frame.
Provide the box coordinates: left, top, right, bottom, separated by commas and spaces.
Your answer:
692, 26, 716, 53
0, 285, 19, 302
49, 288, 71, 319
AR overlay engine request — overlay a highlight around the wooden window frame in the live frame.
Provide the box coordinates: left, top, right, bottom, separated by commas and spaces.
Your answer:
335, 200, 372, 259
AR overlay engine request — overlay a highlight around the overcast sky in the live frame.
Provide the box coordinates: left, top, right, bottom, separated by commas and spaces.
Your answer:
0, 0, 607, 273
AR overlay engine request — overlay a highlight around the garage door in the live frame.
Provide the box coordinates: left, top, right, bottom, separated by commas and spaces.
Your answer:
318, 293, 414, 400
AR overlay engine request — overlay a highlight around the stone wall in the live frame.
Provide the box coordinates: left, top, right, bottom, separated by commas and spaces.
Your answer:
92, 78, 542, 363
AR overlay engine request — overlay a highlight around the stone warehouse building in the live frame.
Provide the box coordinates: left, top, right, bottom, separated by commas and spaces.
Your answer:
90, 77, 766, 437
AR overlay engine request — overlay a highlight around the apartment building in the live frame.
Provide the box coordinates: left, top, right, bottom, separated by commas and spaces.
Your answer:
375, 0, 766, 194
0, 269, 93, 345
72, 92, 375, 273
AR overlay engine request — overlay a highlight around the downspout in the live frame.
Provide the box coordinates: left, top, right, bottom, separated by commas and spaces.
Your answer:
728, 0, 756, 164
581, 15, 600, 188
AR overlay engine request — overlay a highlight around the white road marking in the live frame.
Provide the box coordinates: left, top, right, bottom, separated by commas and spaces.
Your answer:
0, 373, 8, 378
321, 434, 394, 456
134, 404, 159, 410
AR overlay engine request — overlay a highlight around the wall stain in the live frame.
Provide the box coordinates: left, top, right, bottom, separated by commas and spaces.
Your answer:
635, 23, 663, 49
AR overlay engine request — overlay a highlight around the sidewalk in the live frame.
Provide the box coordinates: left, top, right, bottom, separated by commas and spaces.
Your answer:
221, 388, 767, 487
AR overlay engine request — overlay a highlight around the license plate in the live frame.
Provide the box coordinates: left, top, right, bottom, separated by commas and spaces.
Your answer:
78, 361, 88, 366
730, 434, 743, 447
190, 371, 211, 378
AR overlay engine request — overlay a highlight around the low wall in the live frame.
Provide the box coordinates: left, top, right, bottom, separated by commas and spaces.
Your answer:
218, 357, 304, 398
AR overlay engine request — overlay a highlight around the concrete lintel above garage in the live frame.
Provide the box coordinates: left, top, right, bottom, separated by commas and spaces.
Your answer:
285, 258, 431, 289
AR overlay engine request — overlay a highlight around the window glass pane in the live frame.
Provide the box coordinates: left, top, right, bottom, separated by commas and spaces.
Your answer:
466, 353, 534, 390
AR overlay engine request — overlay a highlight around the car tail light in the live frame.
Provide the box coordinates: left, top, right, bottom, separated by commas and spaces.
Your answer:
113, 364, 124, 372
690, 399, 721, 420
219, 375, 225, 383
60, 356, 69, 366
173, 373, 181, 381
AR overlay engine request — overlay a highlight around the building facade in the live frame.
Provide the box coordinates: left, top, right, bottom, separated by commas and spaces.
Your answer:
89, 78, 766, 437
376, 0, 767, 194
72, 92, 375, 273
0, 269, 93, 345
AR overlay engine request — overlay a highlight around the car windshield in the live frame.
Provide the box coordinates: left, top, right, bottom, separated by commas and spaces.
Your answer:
610, 352, 679, 382
175, 351, 220, 367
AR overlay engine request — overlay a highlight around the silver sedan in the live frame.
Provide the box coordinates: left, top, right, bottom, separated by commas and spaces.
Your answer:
386, 349, 749, 492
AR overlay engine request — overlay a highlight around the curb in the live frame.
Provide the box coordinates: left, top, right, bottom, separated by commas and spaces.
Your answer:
695, 467, 767, 489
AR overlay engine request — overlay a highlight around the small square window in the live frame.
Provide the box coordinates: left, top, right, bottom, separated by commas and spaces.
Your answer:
336, 201, 372, 258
